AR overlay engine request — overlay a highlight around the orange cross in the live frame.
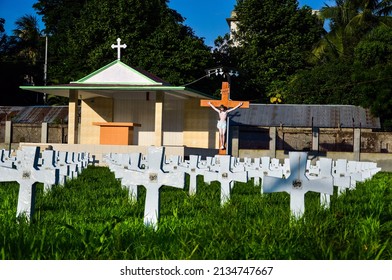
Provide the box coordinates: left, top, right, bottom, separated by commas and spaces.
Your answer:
200, 82, 250, 109
200, 82, 249, 154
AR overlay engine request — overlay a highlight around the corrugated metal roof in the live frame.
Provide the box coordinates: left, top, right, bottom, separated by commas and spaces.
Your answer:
0, 106, 25, 121
1, 104, 381, 128
229, 104, 380, 129
0, 106, 69, 124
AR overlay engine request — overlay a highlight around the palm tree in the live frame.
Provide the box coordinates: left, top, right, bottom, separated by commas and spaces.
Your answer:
345, 0, 392, 32
311, 0, 392, 63
12, 14, 43, 87
0, 18, 5, 33
12, 14, 42, 66
0, 18, 7, 56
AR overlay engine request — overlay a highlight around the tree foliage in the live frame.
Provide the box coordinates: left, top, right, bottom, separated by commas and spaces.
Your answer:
0, 15, 45, 105
285, 0, 392, 129
283, 25, 392, 129
313, 0, 392, 63
229, 0, 324, 102
33, 0, 214, 92
283, 62, 357, 104
2, 0, 392, 130
352, 25, 392, 130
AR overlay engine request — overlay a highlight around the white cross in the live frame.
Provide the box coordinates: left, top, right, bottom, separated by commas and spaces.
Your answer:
332, 159, 353, 195
58, 151, 79, 179
39, 150, 66, 191
262, 152, 333, 219
178, 155, 209, 196
1, 149, 14, 168
120, 147, 185, 229
108, 153, 131, 179
0, 146, 60, 220
112, 152, 144, 203
308, 157, 334, 208
163, 155, 183, 172
204, 155, 248, 205
243, 157, 262, 187
105, 152, 143, 202
111, 38, 127, 60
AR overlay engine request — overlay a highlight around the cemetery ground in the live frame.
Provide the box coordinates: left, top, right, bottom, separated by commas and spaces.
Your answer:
0, 165, 391, 260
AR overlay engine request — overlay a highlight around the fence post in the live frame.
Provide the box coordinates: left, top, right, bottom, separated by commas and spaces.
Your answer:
41, 122, 48, 143
353, 128, 361, 161
312, 127, 319, 152
269, 126, 277, 158
5, 120, 12, 144
230, 125, 239, 157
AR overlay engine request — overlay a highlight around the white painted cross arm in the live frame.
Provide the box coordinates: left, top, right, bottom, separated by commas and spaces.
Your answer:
121, 146, 185, 229
0, 146, 60, 220
117, 152, 144, 202
262, 152, 333, 219
245, 157, 263, 186
107, 153, 131, 180
179, 154, 209, 196
332, 159, 353, 195
39, 149, 66, 192
203, 155, 247, 205
0, 149, 15, 168
57, 151, 79, 179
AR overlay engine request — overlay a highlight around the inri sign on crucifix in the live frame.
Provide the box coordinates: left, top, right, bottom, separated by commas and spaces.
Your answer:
111, 38, 127, 60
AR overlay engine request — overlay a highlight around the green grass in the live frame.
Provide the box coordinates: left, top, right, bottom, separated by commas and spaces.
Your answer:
1, 166, 391, 260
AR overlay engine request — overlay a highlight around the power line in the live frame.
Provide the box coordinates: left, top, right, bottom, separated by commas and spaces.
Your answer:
178, 73, 210, 87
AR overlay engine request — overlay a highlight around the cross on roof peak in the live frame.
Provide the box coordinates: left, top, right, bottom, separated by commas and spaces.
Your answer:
111, 38, 127, 60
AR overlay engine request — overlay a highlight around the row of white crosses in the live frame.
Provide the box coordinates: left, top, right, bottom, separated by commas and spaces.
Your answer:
105, 148, 246, 229
104, 147, 184, 230
0, 147, 92, 220
106, 148, 381, 228
263, 152, 334, 219
0, 149, 15, 168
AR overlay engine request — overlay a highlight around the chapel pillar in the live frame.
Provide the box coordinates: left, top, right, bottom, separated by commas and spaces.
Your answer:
68, 89, 79, 144
154, 91, 164, 146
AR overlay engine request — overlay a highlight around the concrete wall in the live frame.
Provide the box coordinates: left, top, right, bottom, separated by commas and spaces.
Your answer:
0, 122, 68, 144
80, 93, 220, 148
183, 98, 218, 149
80, 96, 114, 144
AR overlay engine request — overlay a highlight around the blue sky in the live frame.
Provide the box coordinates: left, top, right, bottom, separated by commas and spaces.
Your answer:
1, 0, 332, 46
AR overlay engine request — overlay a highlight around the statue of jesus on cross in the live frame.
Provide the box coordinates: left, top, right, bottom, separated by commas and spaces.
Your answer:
208, 101, 243, 150
200, 82, 249, 152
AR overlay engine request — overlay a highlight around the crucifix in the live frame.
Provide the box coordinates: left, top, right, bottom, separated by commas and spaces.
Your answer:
200, 82, 249, 154
120, 147, 185, 229
0, 146, 60, 220
332, 159, 354, 195
262, 152, 334, 219
177, 155, 208, 196
203, 155, 248, 205
114, 152, 144, 203
111, 38, 127, 60
40, 149, 67, 191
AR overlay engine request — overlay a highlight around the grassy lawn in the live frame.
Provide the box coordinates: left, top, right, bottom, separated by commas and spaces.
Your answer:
1, 166, 391, 260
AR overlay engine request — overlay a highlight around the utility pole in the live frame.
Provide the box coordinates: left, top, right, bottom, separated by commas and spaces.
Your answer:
44, 36, 48, 86
43, 36, 48, 104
